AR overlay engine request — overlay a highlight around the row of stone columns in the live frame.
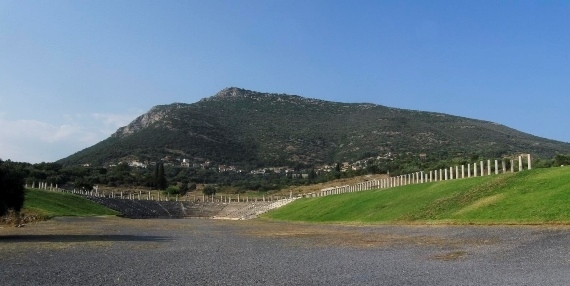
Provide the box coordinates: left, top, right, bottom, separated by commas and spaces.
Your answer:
70, 188, 290, 203
27, 182, 59, 191
319, 154, 532, 197
319, 179, 383, 196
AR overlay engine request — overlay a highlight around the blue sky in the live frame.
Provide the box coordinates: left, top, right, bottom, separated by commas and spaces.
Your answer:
1, 0, 569, 163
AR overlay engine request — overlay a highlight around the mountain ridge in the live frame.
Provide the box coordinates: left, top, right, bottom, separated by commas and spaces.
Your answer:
58, 87, 570, 168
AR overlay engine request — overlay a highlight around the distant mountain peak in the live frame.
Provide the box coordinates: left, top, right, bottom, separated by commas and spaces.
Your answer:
209, 87, 259, 99
215, 87, 250, 96
207, 87, 332, 106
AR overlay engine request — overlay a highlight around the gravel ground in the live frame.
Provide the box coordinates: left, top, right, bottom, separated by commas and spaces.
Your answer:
1, 217, 570, 285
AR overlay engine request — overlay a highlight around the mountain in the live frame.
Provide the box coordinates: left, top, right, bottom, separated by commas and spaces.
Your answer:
58, 87, 570, 168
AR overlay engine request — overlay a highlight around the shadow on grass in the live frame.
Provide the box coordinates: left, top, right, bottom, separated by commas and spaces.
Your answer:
0, 234, 171, 243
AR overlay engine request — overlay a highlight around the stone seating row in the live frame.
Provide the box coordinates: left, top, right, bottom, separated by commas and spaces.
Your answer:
85, 196, 227, 218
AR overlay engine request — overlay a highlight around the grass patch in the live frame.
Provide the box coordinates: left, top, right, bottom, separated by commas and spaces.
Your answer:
22, 189, 119, 218
264, 167, 570, 224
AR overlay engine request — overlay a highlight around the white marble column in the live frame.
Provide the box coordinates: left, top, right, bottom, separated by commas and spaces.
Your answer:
455, 166, 459, 179
528, 154, 532, 170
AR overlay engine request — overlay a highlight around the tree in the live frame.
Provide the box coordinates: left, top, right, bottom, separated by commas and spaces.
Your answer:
165, 185, 180, 195
203, 185, 217, 196
155, 163, 167, 190
179, 179, 189, 195
308, 169, 317, 181
154, 164, 159, 188
554, 154, 570, 166
74, 178, 94, 190
0, 160, 25, 216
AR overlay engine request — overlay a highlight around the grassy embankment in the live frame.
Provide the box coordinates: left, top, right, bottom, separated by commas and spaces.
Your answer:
22, 188, 119, 218
264, 167, 570, 224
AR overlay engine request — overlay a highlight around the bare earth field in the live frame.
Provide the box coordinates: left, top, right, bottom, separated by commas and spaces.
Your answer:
1, 217, 570, 285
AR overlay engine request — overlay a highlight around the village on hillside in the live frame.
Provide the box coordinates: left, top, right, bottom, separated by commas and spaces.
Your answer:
108, 152, 404, 178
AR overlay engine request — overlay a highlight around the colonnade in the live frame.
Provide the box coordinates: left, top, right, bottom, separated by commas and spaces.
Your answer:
318, 154, 532, 197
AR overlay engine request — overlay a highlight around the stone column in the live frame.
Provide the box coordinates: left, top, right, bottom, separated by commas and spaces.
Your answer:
511, 160, 514, 173
473, 163, 477, 177
439, 169, 443, 181
434, 170, 438, 182
519, 156, 523, 171
487, 160, 491, 176
429, 171, 433, 182
461, 165, 465, 178
455, 166, 459, 179
502, 160, 506, 173
528, 154, 532, 170
495, 160, 499, 175
420, 172, 424, 183
480, 161, 484, 176
445, 169, 448, 180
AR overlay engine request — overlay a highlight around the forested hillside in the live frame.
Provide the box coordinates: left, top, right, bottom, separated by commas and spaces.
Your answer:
58, 87, 570, 169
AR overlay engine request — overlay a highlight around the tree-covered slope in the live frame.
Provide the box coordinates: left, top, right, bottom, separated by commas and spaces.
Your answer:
58, 87, 570, 167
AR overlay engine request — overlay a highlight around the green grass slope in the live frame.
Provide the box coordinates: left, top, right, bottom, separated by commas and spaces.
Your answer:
265, 167, 570, 224
23, 189, 119, 218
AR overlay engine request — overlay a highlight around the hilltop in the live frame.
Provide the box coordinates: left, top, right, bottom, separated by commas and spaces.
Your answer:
58, 87, 570, 168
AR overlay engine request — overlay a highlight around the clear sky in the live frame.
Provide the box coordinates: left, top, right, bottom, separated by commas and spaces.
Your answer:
1, 0, 569, 163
